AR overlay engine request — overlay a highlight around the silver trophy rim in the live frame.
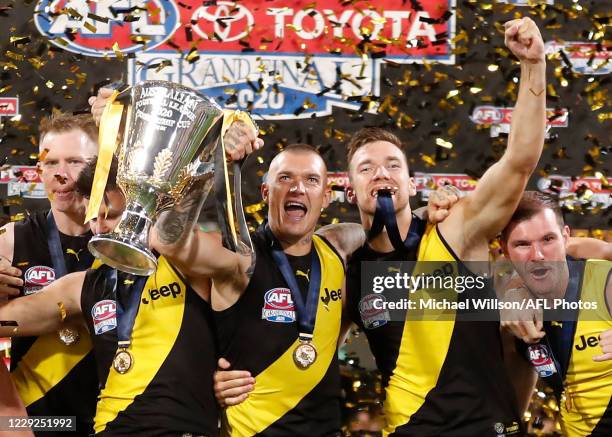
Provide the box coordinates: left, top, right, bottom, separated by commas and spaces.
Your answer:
88, 235, 158, 276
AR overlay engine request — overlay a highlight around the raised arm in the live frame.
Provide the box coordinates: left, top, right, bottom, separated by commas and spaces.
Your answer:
445, 18, 546, 244
0, 271, 84, 337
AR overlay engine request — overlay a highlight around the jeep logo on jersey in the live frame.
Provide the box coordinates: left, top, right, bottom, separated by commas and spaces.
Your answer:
527, 344, 557, 378
359, 293, 390, 329
92, 299, 117, 335
128, 0, 455, 119
34, 0, 180, 57
24, 266, 56, 286
262, 288, 296, 323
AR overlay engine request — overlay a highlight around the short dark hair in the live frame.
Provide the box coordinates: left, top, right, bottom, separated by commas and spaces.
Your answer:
346, 128, 404, 166
502, 191, 564, 241
75, 156, 119, 199
282, 143, 321, 156
39, 112, 98, 146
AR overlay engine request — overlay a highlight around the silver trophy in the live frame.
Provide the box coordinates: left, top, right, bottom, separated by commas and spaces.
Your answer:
88, 80, 225, 275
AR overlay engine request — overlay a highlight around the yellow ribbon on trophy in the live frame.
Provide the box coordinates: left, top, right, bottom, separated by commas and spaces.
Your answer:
85, 91, 125, 223
220, 109, 258, 250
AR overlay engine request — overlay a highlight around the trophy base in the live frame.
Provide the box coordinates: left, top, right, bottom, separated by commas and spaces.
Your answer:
88, 235, 158, 276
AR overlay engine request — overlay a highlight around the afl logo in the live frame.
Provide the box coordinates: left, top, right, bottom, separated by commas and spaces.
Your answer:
261, 288, 295, 323
34, 0, 180, 57
359, 294, 390, 329
527, 344, 557, 377
92, 299, 117, 335
24, 266, 56, 286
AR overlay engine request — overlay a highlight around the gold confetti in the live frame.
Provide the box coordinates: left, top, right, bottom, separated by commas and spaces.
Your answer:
436, 138, 453, 149
83, 21, 96, 33
5, 51, 24, 61
421, 155, 436, 167
57, 302, 67, 322
112, 42, 124, 60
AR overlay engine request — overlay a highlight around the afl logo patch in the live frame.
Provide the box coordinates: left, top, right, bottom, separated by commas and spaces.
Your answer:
359, 294, 390, 329
92, 300, 117, 335
261, 288, 295, 323
24, 265, 55, 295
528, 344, 557, 377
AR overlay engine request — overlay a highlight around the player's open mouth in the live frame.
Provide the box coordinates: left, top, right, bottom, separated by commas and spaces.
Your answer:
529, 266, 551, 280
284, 201, 308, 220
371, 186, 398, 198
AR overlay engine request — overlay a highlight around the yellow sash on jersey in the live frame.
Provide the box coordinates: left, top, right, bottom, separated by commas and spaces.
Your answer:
95, 256, 187, 433
11, 260, 103, 407
560, 259, 612, 437
222, 236, 344, 436
12, 330, 93, 407
383, 225, 457, 436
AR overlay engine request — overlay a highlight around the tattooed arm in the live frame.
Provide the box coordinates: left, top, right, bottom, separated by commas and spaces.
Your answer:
151, 179, 252, 302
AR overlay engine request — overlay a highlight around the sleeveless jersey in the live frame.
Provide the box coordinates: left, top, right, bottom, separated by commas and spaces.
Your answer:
215, 230, 344, 436
81, 256, 218, 436
520, 259, 612, 436
347, 224, 521, 436
10, 210, 97, 437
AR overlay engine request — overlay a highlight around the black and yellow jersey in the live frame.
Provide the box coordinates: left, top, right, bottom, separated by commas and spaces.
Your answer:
347, 224, 521, 436
521, 259, 612, 437
215, 229, 344, 436
81, 256, 218, 436
10, 210, 97, 437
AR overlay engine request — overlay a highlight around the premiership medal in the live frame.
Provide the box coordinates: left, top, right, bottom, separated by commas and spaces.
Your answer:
266, 227, 322, 371
58, 327, 80, 345
113, 349, 133, 374
293, 340, 317, 370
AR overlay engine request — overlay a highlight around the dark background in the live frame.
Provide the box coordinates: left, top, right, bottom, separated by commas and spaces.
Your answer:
0, 0, 609, 232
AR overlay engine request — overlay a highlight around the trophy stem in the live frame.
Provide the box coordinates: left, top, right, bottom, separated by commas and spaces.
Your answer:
88, 201, 158, 276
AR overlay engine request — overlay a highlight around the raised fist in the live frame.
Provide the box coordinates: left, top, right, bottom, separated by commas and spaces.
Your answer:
504, 17, 545, 64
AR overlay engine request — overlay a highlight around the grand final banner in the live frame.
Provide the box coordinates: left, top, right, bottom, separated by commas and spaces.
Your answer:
34, 0, 455, 118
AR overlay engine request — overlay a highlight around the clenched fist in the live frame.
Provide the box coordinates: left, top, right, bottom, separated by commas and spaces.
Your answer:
504, 17, 545, 64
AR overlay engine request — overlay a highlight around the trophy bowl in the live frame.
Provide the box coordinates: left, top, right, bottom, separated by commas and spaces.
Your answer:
88, 80, 223, 275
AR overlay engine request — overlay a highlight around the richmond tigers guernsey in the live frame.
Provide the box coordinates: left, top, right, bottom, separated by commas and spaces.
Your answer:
10, 210, 97, 436
215, 230, 344, 436
81, 257, 218, 436
519, 259, 612, 437
347, 224, 521, 436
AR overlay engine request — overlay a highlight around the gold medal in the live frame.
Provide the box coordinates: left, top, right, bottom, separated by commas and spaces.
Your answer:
293, 341, 317, 370
58, 328, 80, 345
113, 349, 133, 374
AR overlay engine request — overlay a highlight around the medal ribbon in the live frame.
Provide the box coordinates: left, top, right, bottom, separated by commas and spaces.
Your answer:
47, 211, 93, 278
46, 212, 68, 279
265, 226, 321, 339
105, 268, 148, 348
529, 258, 583, 398
368, 191, 425, 256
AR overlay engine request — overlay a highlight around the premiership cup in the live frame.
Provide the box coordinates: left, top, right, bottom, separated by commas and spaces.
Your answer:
88, 81, 225, 276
